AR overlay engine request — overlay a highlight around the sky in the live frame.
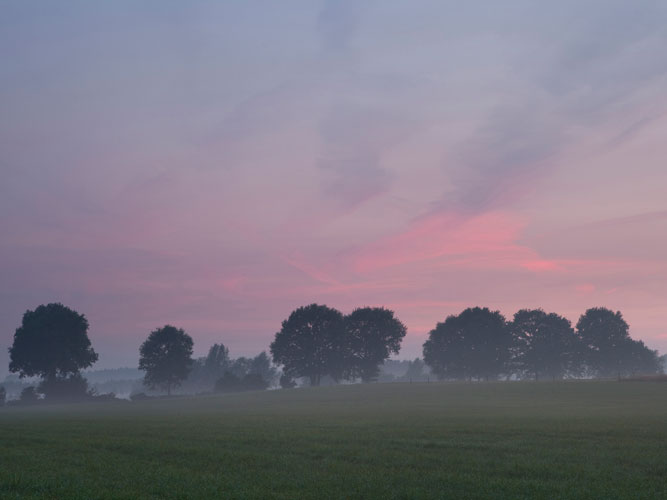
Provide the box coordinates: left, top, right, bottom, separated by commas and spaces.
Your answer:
2, 0, 667, 374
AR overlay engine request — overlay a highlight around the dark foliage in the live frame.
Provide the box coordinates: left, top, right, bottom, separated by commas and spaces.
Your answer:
242, 373, 269, 391
37, 373, 90, 401
139, 325, 194, 396
423, 307, 511, 381
0, 385, 5, 407
344, 307, 407, 382
9, 303, 98, 384
279, 374, 297, 389
214, 371, 241, 392
511, 309, 581, 380
270, 304, 346, 386
179, 343, 231, 393
404, 358, 428, 382
576, 307, 661, 377
183, 348, 277, 393
623, 339, 662, 376
19, 386, 39, 404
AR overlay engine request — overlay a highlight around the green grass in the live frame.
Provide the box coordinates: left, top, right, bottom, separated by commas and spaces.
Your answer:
1, 381, 666, 499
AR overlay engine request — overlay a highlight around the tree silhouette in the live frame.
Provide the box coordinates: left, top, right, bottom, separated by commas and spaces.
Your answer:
139, 325, 194, 396
423, 307, 510, 381
344, 307, 407, 382
8, 303, 98, 399
249, 352, 277, 385
404, 358, 427, 382
270, 304, 345, 386
576, 307, 635, 378
624, 339, 662, 376
511, 309, 580, 380
200, 343, 231, 385
205, 343, 230, 373
0, 385, 5, 407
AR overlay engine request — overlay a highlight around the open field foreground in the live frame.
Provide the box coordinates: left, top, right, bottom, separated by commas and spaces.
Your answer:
1, 381, 666, 499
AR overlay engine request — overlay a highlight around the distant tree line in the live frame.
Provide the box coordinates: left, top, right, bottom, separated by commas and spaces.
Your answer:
2, 302, 664, 405
423, 307, 662, 381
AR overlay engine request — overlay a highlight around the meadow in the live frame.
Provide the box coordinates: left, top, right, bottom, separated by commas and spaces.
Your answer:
1, 381, 666, 499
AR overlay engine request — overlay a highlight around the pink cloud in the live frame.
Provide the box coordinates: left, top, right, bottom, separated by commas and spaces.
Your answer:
575, 283, 596, 294
350, 211, 551, 274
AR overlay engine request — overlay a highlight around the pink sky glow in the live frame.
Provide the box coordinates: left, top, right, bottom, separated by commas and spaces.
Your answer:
2, 2, 667, 372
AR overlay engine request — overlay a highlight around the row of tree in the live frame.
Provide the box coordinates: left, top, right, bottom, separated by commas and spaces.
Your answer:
268, 304, 662, 384
4, 302, 664, 402
424, 307, 662, 381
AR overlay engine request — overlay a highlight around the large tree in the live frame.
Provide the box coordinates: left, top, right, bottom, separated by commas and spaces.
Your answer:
270, 304, 345, 386
576, 307, 637, 378
139, 325, 194, 396
423, 307, 511, 381
9, 303, 98, 398
344, 307, 407, 382
511, 309, 580, 380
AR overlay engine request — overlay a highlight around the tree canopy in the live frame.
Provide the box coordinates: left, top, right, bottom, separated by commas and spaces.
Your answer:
576, 307, 633, 378
8, 303, 98, 382
344, 307, 407, 382
139, 325, 194, 395
510, 309, 580, 380
270, 304, 346, 386
423, 307, 511, 381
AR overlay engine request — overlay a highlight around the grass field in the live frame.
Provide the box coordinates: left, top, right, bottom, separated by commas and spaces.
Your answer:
1, 381, 666, 499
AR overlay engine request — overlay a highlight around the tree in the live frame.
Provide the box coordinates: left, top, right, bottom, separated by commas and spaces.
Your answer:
249, 352, 277, 386
270, 304, 346, 386
0, 385, 5, 407
624, 339, 662, 376
139, 325, 194, 396
205, 343, 230, 374
423, 307, 511, 381
8, 303, 98, 399
404, 358, 427, 382
576, 308, 635, 378
344, 307, 407, 382
510, 309, 580, 380
214, 371, 241, 393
